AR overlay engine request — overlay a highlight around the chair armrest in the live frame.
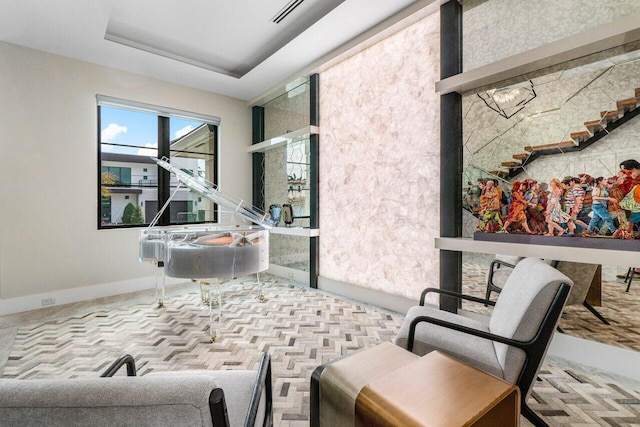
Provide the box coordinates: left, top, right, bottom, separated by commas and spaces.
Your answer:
419, 288, 496, 307
244, 352, 273, 427
100, 354, 137, 377
407, 314, 534, 354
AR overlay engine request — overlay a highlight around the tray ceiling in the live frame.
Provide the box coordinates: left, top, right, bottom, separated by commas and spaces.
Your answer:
0, 0, 424, 100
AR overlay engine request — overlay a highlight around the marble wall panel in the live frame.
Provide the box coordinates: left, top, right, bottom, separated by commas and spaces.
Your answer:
463, 0, 640, 71
319, 12, 441, 301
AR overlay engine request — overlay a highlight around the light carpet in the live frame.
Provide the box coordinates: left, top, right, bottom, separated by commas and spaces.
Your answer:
1, 276, 639, 426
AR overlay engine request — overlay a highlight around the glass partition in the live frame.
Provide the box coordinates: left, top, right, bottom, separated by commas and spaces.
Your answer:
263, 79, 310, 139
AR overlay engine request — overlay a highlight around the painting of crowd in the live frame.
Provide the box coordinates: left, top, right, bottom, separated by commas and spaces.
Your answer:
469, 159, 640, 239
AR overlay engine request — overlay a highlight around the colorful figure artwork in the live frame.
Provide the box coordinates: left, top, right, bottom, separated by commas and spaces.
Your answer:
474, 158, 640, 239
476, 180, 504, 233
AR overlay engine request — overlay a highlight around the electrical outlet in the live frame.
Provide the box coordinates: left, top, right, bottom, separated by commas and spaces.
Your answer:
41, 297, 56, 307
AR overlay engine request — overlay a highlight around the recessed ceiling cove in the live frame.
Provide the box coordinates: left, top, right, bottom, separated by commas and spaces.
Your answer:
104, 0, 345, 78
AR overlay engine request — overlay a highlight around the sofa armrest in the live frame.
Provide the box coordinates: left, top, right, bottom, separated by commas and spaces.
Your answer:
0, 376, 221, 426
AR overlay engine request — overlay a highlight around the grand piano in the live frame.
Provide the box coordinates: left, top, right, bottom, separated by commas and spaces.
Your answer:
139, 157, 271, 341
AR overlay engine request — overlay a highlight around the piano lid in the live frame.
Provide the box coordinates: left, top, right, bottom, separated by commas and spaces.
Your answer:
154, 157, 271, 229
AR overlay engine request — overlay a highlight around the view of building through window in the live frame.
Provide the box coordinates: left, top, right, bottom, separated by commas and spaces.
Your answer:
99, 105, 217, 228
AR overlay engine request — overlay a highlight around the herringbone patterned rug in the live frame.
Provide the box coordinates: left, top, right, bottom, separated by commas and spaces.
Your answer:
2, 276, 639, 426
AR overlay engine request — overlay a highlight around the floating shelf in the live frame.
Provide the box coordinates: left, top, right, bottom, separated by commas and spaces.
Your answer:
435, 237, 640, 268
270, 227, 320, 237
247, 126, 319, 153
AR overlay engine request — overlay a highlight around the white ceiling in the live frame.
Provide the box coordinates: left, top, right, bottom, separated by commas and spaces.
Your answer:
0, 0, 422, 101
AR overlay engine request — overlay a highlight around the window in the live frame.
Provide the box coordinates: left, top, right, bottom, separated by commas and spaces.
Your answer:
98, 97, 219, 229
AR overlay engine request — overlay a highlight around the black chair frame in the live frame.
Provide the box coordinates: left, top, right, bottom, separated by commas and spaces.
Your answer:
101, 352, 273, 427
408, 285, 571, 427
485, 259, 516, 301
624, 267, 637, 293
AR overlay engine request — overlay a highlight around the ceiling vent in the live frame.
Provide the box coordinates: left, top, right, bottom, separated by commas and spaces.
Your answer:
271, 0, 305, 24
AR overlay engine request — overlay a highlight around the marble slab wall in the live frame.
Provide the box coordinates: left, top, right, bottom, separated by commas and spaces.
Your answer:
319, 12, 441, 301
463, 0, 640, 71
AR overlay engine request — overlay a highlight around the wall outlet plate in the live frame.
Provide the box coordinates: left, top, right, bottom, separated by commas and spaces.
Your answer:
41, 297, 56, 307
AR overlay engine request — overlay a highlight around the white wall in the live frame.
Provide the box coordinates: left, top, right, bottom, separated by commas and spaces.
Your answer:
0, 42, 251, 305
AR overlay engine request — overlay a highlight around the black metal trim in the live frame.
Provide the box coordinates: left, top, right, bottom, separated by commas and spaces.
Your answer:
310, 365, 323, 427
309, 74, 320, 289
157, 116, 171, 226
439, 0, 463, 314
245, 352, 273, 427
252, 106, 266, 210
485, 259, 516, 300
419, 287, 496, 307
309, 134, 319, 231
97, 105, 103, 229
310, 73, 319, 127
100, 354, 137, 377
310, 236, 319, 289
310, 347, 370, 427
209, 388, 231, 427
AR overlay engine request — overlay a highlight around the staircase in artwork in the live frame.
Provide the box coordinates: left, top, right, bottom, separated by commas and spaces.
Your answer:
489, 87, 640, 180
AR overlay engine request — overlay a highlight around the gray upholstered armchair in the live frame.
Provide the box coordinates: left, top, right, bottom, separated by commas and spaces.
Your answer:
0, 352, 272, 427
394, 257, 572, 427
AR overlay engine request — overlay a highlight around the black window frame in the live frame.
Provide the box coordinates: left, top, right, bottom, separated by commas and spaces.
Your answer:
97, 104, 219, 230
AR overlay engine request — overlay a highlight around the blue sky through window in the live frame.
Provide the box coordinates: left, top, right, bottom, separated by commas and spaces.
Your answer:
100, 106, 204, 156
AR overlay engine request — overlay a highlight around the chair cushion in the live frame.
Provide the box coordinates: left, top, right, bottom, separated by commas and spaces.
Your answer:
490, 257, 572, 384
147, 369, 264, 427
394, 305, 504, 379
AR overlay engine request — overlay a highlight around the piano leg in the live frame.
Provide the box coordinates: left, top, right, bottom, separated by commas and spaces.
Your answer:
243, 273, 267, 302
155, 261, 165, 308
209, 278, 222, 343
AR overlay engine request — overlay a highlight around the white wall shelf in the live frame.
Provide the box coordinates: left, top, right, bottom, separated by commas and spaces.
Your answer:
247, 125, 319, 153
435, 237, 640, 268
270, 226, 320, 237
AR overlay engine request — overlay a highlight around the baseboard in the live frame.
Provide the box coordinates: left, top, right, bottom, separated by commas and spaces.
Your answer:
267, 264, 310, 286
0, 275, 184, 316
317, 276, 415, 315
548, 332, 640, 381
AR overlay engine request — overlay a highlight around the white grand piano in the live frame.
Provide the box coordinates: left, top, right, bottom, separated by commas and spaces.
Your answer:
139, 157, 271, 341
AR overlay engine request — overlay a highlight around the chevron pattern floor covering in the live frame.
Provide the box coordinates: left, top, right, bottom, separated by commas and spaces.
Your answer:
1, 276, 639, 426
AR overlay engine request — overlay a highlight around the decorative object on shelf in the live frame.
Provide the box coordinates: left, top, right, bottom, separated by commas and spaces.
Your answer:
475, 180, 504, 233
473, 159, 640, 244
269, 204, 282, 226
282, 204, 294, 226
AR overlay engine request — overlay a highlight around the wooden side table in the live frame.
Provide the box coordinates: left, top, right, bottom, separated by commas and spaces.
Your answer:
354, 351, 520, 427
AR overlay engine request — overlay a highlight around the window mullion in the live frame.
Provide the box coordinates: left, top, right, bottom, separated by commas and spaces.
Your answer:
157, 116, 171, 226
